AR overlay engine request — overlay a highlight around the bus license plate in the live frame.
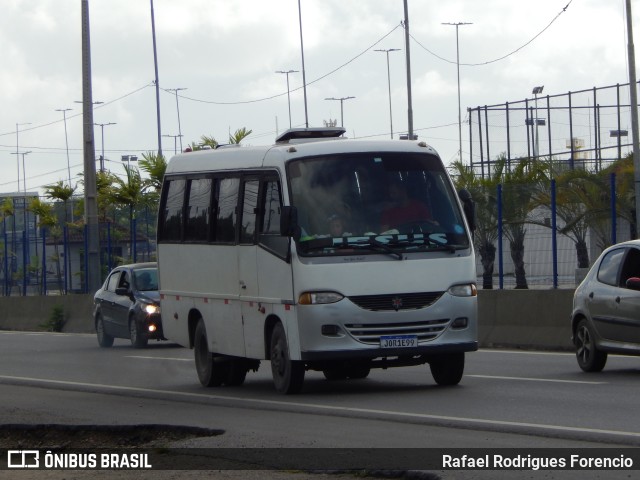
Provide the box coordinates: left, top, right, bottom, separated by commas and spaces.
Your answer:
380, 335, 417, 348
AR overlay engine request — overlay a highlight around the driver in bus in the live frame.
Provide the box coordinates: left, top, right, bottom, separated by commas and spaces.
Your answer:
380, 181, 432, 232
327, 213, 352, 237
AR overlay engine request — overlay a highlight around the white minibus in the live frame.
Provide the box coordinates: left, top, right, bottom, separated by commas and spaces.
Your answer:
157, 128, 477, 394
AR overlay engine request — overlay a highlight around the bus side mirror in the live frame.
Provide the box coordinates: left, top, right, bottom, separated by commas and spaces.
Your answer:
458, 189, 476, 232
280, 206, 301, 241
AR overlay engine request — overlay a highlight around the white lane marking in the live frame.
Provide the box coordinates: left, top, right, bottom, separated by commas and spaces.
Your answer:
468, 374, 606, 385
1, 374, 638, 440
477, 349, 574, 357
125, 355, 190, 362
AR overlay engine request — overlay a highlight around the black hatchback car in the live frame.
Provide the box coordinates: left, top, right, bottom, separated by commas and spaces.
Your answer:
94, 262, 164, 348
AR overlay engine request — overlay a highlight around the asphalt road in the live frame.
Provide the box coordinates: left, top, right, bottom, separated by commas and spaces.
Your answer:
1, 331, 640, 480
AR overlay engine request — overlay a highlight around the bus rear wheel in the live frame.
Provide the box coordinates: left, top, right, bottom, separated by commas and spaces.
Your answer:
429, 352, 465, 386
194, 319, 227, 387
270, 323, 304, 394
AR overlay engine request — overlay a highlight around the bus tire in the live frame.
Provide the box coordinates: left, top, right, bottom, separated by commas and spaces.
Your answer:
194, 319, 226, 387
346, 362, 371, 379
323, 369, 347, 381
270, 323, 304, 394
226, 358, 248, 386
429, 352, 464, 386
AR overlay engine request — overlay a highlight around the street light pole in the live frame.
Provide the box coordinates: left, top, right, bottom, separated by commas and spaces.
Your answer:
163, 134, 181, 155
167, 88, 186, 152
403, 0, 414, 139
56, 108, 73, 187
94, 122, 116, 172
442, 22, 472, 159
325, 97, 355, 127
625, 0, 640, 237
276, 70, 298, 129
532, 85, 544, 159
150, 0, 163, 157
15, 122, 31, 192
374, 49, 400, 139
10, 150, 32, 193
297, 0, 309, 128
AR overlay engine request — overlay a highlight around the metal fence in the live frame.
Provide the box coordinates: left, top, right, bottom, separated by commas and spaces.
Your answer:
1, 218, 156, 296
468, 82, 636, 176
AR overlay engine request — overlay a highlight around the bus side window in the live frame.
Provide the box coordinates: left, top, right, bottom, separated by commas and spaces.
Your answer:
214, 177, 240, 243
159, 178, 186, 242
185, 178, 212, 242
260, 179, 281, 234
240, 180, 259, 244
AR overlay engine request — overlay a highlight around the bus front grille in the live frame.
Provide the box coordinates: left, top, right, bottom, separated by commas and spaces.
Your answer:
348, 291, 443, 311
344, 319, 449, 344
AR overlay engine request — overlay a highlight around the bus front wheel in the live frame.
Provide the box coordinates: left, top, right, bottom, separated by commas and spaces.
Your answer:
429, 352, 465, 386
270, 323, 304, 394
194, 319, 227, 387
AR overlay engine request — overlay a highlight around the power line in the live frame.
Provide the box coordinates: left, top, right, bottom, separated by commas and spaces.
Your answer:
410, 1, 573, 67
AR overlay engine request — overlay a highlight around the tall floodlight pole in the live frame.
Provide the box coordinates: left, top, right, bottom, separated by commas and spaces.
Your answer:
15, 122, 31, 192
276, 70, 298, 129
55, 108, 73, 187
167, 88, 186, 151
94, 122, 116, 172
374, 49, 400, 138
442, 22, 472, 159
625, 0, 640, 237
81, 0, 101, 292
532, 86, 544, 159
325, 97, 355, 127
403, 0, 414, 139
150, 0, 162, 157
10, 150, 32, 193
297, 0, 309, 128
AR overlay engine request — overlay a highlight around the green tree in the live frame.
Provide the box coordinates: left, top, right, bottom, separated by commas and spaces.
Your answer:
451, 161, 499, 289
43, 181, 76, 225
139, 152, 167, 192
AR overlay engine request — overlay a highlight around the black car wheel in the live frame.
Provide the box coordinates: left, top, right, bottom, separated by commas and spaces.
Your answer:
429, 352, 464, 386
194, 319, 227, 387
129, 316, 148, 348
96, 314, 114, 348
575, 318, 608, 372
270, 323, 304, 394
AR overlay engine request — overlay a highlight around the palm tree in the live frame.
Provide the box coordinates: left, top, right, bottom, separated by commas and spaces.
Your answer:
229, 127, 252, 144
43, 181, 76, 225
29, 198, 64, 294
110, 164, 148, 261
499, 157, 548, 289
138, 152, 167, 192
451, 161, 499, 289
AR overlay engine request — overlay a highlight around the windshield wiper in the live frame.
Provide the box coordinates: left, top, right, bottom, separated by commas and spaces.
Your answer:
350, 238, 404, 260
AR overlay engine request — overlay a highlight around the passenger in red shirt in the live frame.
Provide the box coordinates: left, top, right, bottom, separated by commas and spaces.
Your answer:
380, 181, 431, 232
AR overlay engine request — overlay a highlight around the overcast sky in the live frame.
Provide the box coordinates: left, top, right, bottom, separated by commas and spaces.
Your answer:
0, 0, 635, 194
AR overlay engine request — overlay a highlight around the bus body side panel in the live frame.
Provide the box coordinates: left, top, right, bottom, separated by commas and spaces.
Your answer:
240, 244, 297, 359
159, 243, 245, 356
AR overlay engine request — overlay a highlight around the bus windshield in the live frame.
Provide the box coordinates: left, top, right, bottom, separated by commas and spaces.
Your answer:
287, 152, 470, 256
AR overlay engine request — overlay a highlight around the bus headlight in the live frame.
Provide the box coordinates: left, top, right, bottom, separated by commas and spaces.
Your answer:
298, 292, 344, 305
143, 303, 161, 315
447, 284, 477, 297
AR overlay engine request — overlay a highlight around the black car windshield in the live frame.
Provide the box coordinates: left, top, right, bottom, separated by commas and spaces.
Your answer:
286, 152, 469, 256
133, 268, 158, 291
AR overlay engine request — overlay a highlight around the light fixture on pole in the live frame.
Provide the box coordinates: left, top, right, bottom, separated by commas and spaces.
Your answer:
121, 155, 138, 170
442, 22, 472, 159
276, 70, 298, 129
94, 122, 116, 172
374, 49, 400, 139
532, 85, 544, 158
167, 88, 186, 152
325, 96, 355, 127
15, 122, 31, 192
163, 134, 182, 155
